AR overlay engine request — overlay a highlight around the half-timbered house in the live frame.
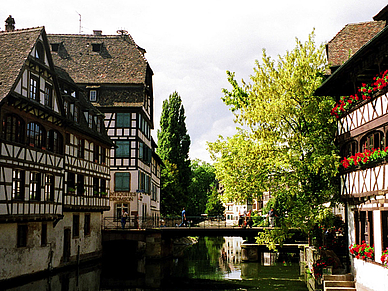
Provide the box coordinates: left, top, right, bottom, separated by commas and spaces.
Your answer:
0, 19, 112, 281
315, 6, 388, 291
48, 30, 161, 225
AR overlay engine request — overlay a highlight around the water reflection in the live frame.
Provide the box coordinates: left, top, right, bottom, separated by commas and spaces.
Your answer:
2, 236, 307, 291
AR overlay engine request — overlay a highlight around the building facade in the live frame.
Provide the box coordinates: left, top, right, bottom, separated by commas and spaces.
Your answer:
316, 6, 388, 291
48, 30, 161, 226
0, 21, 113, 281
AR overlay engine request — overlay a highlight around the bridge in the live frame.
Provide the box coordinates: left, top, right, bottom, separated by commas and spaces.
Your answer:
102, 215, 306, 241
102, 216, 307, 260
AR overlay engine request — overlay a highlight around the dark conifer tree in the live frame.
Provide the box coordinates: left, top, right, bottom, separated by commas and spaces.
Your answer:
157, 92, 191, 215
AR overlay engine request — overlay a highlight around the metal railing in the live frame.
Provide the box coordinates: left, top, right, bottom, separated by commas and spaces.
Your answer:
103, 215, 230, 230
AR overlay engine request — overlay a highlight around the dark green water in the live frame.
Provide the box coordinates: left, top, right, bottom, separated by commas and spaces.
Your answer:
2, 236, 308, 290
160, 236, 308, 291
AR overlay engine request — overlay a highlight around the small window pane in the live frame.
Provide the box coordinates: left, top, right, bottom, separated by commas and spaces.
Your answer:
116, 141, 130, 157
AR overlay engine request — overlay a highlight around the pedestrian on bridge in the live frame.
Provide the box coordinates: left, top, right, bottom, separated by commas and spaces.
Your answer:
179, 207, 186, 227
121, 210, 128, 229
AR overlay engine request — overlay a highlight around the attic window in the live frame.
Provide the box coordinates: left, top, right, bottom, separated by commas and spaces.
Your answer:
51, 43, 60, 52
35, 42, 44, 61
92, 43, 102, 52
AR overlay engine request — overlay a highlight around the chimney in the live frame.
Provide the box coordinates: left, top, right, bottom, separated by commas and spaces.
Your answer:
5, 15, 15, 32
93, 30, 102, 36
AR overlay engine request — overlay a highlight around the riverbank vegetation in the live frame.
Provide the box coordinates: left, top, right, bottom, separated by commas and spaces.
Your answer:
208, 31, 340, 248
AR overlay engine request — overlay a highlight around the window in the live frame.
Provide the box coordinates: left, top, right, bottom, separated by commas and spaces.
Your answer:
30, 172, 41, 201
89, 90, 97, 102
88, 113, 93, 128
115, 203, 129, 219
44, 84, 52, 108
138, 171, 150, 194
116, 113, 130, 127
84, 214, 91, 236
12, 169, 25, 200
47, 130, 63, 154
115, 140, 130, 157
93, 143, 100, 163
29, 74, 39, 101
27, 122, 45, 149
341, 141, 357, 158
17, 225, 28, 247
151, 183, 157, 201
73, 215, 79, 238
44, 174, 55, 201
139, 142, 152, 164
92, 43, 101, 52
51, 43, 59, 52
64, 101, 69, 116
2, 114, 25, 143
361, 131, 382, 151
100, 179, 107, 194
77, 174, 84, 195
93, 177, 99, 196
74, 106, 79, 123
67, 172, 75, 193
101, 146, 106, 164
78, 138, 84, 159
97, 117, 102, 132
35, 42, 44, 61
115, 172, 130, 191
41, 223, 47, 246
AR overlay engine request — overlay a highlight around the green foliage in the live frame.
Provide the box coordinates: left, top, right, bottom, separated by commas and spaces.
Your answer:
157, 92, 191, 215
205, 187, 225, 216
208, 30, 340, 247
187, 159, 216, 216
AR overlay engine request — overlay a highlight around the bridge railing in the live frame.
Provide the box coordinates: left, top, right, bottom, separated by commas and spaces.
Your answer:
102, 215, 229, 230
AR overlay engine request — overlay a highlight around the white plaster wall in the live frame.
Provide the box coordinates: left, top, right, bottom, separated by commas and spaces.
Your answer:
0, 222, 53, 280
57, 212, 103, 261
354, 258, 388, 291
374, 210, 383, 261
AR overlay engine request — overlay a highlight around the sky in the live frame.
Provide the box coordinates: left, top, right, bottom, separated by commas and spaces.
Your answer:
2, 0, 388, 163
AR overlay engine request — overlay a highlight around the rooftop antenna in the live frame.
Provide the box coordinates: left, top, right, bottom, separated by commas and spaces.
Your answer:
76, 11, 82, 33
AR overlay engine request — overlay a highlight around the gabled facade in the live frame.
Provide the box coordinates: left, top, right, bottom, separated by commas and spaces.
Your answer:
48, 30, 161, 224
0, 22, 112, 281
316, 6, 388, 291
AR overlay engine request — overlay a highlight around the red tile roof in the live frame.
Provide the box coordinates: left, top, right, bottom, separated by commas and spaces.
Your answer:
0, 27, 43, 101
326, 21, 386, 68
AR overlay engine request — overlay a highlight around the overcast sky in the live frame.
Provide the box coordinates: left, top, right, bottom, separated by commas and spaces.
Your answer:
2, 0, 387, 163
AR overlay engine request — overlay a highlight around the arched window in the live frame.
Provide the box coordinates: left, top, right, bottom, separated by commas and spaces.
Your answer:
47, 129, 63, 154
341, 141, 357, 158
361, 131, 383, 151
2, 114, 24, 143
27, 122, 45, 149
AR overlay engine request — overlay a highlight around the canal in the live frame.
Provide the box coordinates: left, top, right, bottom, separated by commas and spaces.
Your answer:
2, 236, 308, 290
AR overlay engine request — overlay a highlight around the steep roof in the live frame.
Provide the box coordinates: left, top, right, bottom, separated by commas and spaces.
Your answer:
326, 21, 385, 68
0, 27, 43, 101
316, 24, 388, 96
48, 33, 150, 85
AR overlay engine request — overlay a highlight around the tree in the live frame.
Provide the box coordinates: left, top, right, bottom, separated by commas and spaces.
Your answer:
187, 159, 216, 216
205, 186, 225, 216
157, 92, 191, 215
208, 31, 339, 248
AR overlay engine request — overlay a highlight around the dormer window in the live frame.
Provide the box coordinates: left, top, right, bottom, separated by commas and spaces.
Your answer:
51, 43, 60, 52
90, 90, 97, 102
92, 43, 102, 52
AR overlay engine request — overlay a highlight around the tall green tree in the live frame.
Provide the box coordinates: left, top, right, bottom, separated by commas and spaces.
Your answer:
157, 92, 191, 215
208, 31, 339, 247
187, 159, 216, 216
